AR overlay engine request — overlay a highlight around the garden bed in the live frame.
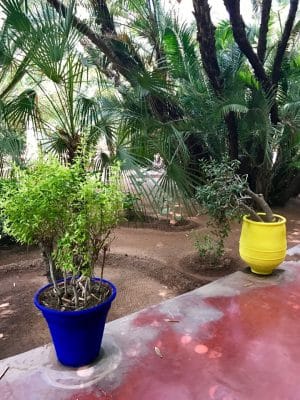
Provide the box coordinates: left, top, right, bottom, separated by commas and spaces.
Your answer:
0, 197, 299, 360
120, 217, 199, 231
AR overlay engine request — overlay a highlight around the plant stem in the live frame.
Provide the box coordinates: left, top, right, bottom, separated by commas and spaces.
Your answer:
239, 203, 264, 222
245, 188, 274, 222
72, 284, 79, 308
84, 278, 89, 306
48, 255, 61, 295
41, 244, 61, 295
63, 270, 67, 296
101, 247, 107, 280
71, 275, 79, 307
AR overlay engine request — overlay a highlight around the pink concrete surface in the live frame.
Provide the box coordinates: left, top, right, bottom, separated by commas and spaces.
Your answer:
1, 259, 300, 400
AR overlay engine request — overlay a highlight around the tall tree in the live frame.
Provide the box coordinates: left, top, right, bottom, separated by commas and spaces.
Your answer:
193, 0, 239, 160
224, 0, 299, 198
0, 10, 40, 175
193, 0, 300, 198
46, 0, 145, 86
223, 0, 299, 124
46, 0, 182, 120
2, 0, 299, 204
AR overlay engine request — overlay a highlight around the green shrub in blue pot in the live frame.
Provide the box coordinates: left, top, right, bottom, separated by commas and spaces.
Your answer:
1, 156, 123, 367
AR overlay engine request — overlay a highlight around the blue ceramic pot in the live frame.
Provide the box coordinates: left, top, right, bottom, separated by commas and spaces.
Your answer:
34, 278, 116, 367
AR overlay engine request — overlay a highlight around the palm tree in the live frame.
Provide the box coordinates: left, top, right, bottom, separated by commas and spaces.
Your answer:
2, 0, 299, 208
2, 0, 202, 214
0, 10, 39, 176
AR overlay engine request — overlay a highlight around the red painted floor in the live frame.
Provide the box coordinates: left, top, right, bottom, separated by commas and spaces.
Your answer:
2, 262, 300, 400
110, 284, 300, 400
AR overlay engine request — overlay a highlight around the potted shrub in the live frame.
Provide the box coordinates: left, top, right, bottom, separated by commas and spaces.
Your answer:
196, 160, 286, 275
1, 157, 123, 367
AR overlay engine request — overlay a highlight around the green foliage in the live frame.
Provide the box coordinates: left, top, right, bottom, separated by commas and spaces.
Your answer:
196, 159, 247, 222
193, 233, 224, 266
2, 0, 80, 83
123, 192, 143, 220
1, 158, 123, 278
0, 0, 299, 215
0, 7, 39, 174
0, 177, 17, 244
195, 159, 248, 260
55, 163, 124, 275
1, 158, 74, 245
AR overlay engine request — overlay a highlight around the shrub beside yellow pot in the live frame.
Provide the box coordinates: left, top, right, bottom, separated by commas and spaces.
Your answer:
239, 213, 287, 275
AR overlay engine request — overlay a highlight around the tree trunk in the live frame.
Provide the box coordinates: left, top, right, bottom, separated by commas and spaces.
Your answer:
193, 0, 239, 160
193, 0, 222, 94
271, 0, 299, 87
223, 0, 279, 124
224, 111, 239, 160
46, 0, 145, 85
223, 0, 299, 125
257, 0, 272, 63
91, 0, 116, 34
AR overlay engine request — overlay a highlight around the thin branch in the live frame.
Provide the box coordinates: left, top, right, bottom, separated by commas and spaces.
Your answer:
47, 0, 182, 123
79, 38, 120, 83
84, 277, 89, 306
271, 0, 299, 86
101, 245, 107, 280
245, 188, 274, 221
43, 245, 61, 295
46, 0, 142, 84
63, 270, 67, 296
257, 0, 272, 63
239, 202, 264, 222
223, 0, 279, 123
90, 0, 116, 34
71, 275, 79, 307
223, 0, 271, 90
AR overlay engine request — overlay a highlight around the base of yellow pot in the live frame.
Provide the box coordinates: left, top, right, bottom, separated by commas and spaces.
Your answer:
250, 267, 274, 276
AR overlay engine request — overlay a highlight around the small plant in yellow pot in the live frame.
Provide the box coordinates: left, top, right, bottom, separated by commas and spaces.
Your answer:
196, 160, 287, 275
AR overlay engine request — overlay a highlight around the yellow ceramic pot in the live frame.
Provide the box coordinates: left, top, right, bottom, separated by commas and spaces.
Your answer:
239, 213, 287, 275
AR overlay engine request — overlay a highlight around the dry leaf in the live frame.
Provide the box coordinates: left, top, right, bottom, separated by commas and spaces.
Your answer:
154, 346, 163, 358
243, 282, 254, 287
164, 319, 180, 323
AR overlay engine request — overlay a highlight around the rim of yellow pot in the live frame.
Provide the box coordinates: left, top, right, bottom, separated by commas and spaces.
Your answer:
243, 213, 286, 226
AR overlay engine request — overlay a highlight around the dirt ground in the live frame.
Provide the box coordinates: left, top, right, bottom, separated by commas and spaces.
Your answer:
0, 197, 299, 360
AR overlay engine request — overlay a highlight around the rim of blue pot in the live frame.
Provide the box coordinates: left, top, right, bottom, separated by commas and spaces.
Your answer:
34, 277, 117, 316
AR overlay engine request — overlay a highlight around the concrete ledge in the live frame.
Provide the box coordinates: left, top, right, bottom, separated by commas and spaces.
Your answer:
1, 261, 300, 399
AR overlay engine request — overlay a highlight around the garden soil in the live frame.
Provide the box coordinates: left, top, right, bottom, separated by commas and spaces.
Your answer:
0, 197, 299, 360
